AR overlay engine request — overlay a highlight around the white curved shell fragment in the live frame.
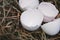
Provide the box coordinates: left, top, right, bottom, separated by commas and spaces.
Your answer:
20, 9, 44, 31
41, 18, 60, 35
38, 2, 59, 22
19, 0, 39, 11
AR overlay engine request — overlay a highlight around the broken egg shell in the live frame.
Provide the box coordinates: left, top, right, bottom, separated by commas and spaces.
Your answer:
41, 18, 60, 35
20, 9, 44, 31
19, 0, 39, 11
38, 2, 59, 22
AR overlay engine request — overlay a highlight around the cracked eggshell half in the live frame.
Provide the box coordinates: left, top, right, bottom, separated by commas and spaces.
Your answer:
20, 9, 44, 31
41, 18, 60, 35
38, 2, 59, 22
19, 0, 39, 11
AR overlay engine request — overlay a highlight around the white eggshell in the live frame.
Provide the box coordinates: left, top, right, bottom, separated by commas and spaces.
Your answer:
38, 2, 59, 22
55, 18, 60, 31
20, 9, 43, 31
19, 0, 39, 11
41, 18, 60, 35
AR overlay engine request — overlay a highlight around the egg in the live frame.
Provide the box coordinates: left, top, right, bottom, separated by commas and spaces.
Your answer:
20, 9, 44, 31
19, 0, 39, 11
38, 2, 59, 22
41, 18, 60, 35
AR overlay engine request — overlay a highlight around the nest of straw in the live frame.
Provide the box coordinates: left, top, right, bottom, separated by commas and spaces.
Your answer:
0, 0, 60, 40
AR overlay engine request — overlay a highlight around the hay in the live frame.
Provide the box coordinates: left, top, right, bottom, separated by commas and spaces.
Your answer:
0, 0, 60, 40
